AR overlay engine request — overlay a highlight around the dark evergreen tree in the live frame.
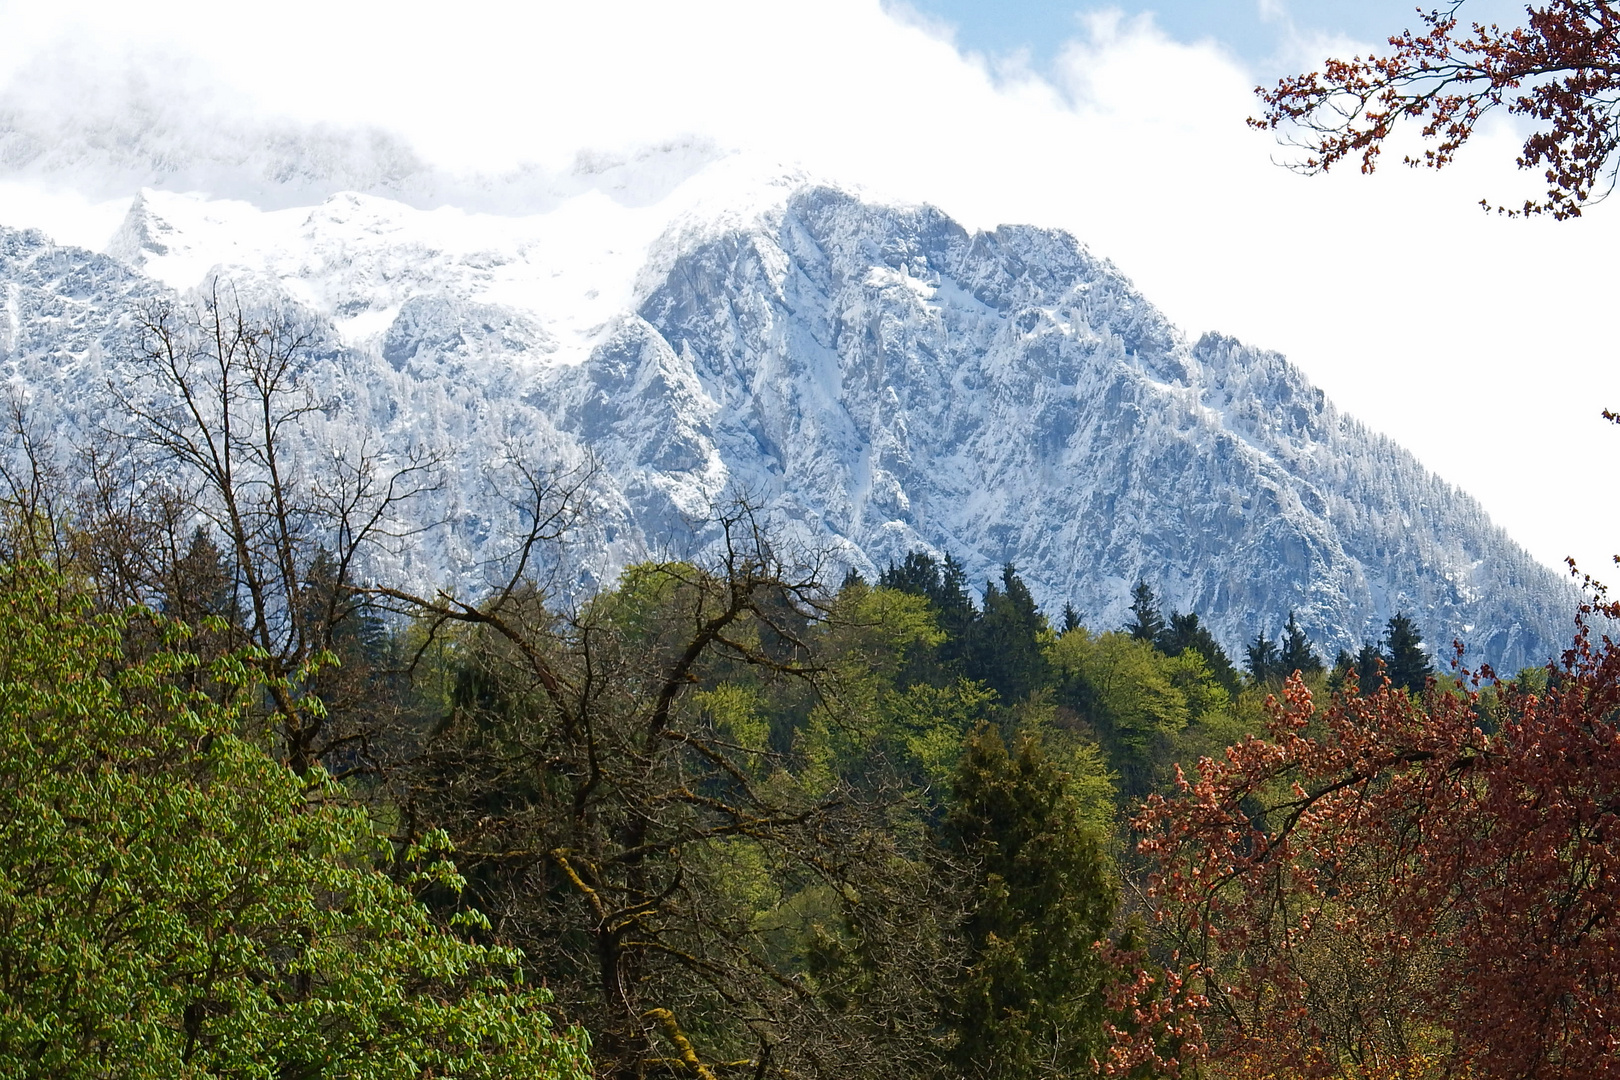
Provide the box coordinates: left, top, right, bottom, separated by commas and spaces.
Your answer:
1246, 630, 1281, 686
160, 526, 238, 629
1126, 581, 1166, 644
1061, 602, 1082, 635
1329, 648, 1356, 694
840, 566, 867, 591
1383, 612, 1434, 694
944, 725, 1118, 1080
934, 555, 980, 649
881, 552, 942, 598
1157, 610, 1242, 695
1279, 612, 1325, 680
1355, 641, 1385, 694
974, 565, 1050, 705
156, 526, 245, 690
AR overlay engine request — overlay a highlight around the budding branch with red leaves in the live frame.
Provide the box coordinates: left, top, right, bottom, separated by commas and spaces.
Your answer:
1130, 619, 1620, 1078
1255, 0, 1620, 218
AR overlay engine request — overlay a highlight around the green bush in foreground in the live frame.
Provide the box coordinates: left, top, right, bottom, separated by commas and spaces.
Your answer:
0, 564, 590, 1080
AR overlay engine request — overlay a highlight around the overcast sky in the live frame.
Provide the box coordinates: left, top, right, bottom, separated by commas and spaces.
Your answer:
0, 0, 1615, 584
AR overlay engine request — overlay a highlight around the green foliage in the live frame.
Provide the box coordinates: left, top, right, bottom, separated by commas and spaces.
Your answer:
944, 725, 1119, 1080
1049, 628, 1247, 799
802, 581, 989, 789
1332, 642, 1388, 696
879, 557, 1053, 707
879, 551, 979, 670
0, 565, 589, 1080
1155, 610, 1241, 695
1051, 630, 1190, 796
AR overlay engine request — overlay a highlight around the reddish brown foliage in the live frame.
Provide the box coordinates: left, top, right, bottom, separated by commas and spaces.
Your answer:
1131, 628, 1620, 1078
1255, 1, 1620, 218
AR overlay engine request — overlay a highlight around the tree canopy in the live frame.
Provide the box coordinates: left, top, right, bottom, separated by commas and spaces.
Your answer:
1134, 626, 1620, 1078
0, 562, 589, 1080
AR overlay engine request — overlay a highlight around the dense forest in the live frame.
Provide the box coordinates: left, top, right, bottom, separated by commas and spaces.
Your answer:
3, 299, 1616, 1080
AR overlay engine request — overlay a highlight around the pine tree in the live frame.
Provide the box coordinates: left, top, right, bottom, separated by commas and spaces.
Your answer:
975, 565, 1050, 704
1246, 630, 1281, 686
1279, 612, 1325, 680
945, 725, 1118, 1080
1329, 648, 1355, 694
1061, 602, 1082, 635
161, 526, 239, 629
935, 554, 981, 650
1126, 581, 1166, 644
1383, 612, 1434, 694
880, 552, 942, 598
1355, 641, 1385, 694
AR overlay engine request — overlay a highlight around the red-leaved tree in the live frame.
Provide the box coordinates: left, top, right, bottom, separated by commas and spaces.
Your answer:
1256, 1, 1620, 218
1127, 623, 1620, 1078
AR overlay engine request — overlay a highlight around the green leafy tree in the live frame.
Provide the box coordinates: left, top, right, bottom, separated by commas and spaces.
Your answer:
1156, 610, 1241, 695
1050, 630, 1191, 798
803, 581, 992, 791
944, 725, 1119, 1080
0, 563, 589, 1080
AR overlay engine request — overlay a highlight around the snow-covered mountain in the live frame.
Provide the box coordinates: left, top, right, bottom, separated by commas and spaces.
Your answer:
0, 168, 1580, 670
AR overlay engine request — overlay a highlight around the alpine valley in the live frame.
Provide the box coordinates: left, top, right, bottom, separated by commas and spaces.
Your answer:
0, 150, 1579, 670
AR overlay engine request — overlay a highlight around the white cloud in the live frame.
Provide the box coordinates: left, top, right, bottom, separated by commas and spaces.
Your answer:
0, 0, 1615, 580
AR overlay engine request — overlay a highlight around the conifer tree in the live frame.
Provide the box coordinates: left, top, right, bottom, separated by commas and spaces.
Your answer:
1246, 630, 1281, 686
161, 526, 238, 628
1279, 612, 1325, 680
1127, 581, 1166, 644
1062, 602, 1082, 635
1355, 642, 1385, 694
945, 725, 1118, 1080
1383, 612, 1434, 694
976, 565, 1050, 704
881, 552, 942, 598
936, 554, 981, 652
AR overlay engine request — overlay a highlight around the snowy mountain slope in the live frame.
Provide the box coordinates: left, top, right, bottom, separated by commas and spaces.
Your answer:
0, 178, 1580, 670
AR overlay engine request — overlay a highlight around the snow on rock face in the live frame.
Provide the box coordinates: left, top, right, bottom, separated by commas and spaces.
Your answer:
0, 182, 1580, 671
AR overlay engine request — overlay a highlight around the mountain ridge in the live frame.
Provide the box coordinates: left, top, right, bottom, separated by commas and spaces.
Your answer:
0, 179, 1580, 670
